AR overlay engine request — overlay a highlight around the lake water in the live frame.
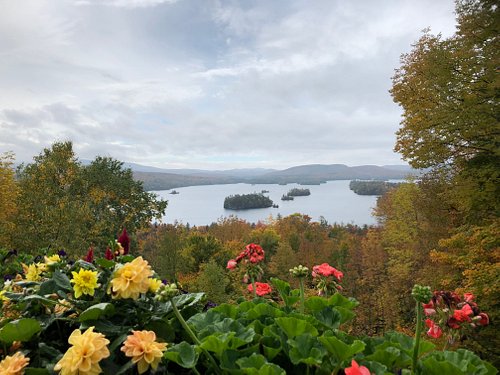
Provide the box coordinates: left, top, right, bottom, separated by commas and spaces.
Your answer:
152, 180, 381, 226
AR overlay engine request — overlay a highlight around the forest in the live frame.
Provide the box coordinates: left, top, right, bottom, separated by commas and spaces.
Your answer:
0, 0, 498, 373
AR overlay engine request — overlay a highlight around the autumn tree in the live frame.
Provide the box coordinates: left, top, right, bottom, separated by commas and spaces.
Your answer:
0, 152, 19, 248
14, 142, 167, 254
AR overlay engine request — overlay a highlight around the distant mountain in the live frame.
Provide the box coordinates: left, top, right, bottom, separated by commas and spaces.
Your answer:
133, 163, 419, 191
248, 164, 418, 185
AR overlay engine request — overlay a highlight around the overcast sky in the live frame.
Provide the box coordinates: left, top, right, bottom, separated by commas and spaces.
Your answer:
0, 0, 457, 170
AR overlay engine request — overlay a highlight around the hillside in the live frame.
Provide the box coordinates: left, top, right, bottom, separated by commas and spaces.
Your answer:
134, 163, 418, 191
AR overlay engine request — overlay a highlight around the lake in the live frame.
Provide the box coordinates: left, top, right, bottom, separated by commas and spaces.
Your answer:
152, 180, 381, 226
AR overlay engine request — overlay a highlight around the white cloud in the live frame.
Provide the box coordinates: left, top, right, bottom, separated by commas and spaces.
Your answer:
0, 0, 457, 169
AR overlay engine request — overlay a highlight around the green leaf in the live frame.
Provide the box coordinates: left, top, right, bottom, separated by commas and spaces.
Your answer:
39, 279, 58, 295
313, 306, 341, 329
420, 349, 498, 375
318, 335, 365, 364
213, 303, 239, 319
172, 292, 205, 310
258, 364, 286, 375
53, 269, 72, 291
95, 258, 115, 269
287, 334, 327, 366
79, 303, 115, 322
246, 303, 284, 320
327, 293, 358, 310
0, 318, 41, 343
304, 296, 328, 312
23, 294, 58, 306
275, 317, 318, 338
144, 319, 175, 342
236, 353, 268, 369
164, 342, 199, 368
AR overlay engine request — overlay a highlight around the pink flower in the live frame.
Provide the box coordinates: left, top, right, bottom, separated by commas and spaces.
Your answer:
453, 304, 473, 322
477, 313, 489, 326
226, 259, 237, 270
247, 282, 272, 296
345, 360, 371, 375
118, 228, 130, 255
425, 319, 443, 339
84, 247, 94, 263
463, 293, 474, 302
312, 263, 343, 281
422, 301, 436, 316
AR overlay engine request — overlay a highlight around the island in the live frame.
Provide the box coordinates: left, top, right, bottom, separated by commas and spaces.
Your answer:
224, 193, 274, 210
286, 188, 311, 197
281, 194, 294, 201
349, 180, 401, 195
169, 190, 179, 194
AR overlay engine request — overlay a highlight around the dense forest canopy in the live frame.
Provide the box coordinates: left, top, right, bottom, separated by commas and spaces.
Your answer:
224, 193, 274, 210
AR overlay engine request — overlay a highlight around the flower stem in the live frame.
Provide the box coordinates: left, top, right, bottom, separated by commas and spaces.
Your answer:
299, 278, 305, 314
251, 276, 257, 298
170, 298, 222, 375
412, 300, 423, 374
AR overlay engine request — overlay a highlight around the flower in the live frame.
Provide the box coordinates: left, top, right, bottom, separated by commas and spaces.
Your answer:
121, 330, 167, 374
148, 278, 162, 293
425, 319, 443, 339
312, 263, 343, 281
71, 269, 99, 299
54, 327, 110, 375
0, 290, 10, 304
0, 352, 30, 375
422, 301, 436, 316
117, 228, 130, 255
54, 299, 71, 315
235, 243, 265, 264
344, 360, 371, 375
453, 304, 473, 322
22, 263, 42, 281
226, 259, 237, 270
45, 254, 61, 265
475, 313, 489, 326
463, 293, 474, 302
104, 247, 114, 260
84, 247, 94, 263
110, 257, 153, 300
247, 282, 272, 296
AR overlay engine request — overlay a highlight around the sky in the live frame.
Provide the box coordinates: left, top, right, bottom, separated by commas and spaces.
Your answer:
0, 0, 457, 170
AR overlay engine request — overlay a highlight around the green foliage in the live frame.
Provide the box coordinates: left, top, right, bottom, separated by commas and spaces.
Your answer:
286, 188, 311, 197
12, 142, 166, 255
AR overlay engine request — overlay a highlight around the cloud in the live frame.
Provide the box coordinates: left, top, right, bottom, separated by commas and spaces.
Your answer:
0, 0, 457, 169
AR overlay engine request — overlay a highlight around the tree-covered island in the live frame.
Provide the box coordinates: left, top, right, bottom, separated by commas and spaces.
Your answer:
349, 180, 401, 195
223, 193, 274, 210
287, 188, 311, 196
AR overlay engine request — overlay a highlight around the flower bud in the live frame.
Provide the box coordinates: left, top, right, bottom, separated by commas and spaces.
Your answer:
412, 284, 433, 303
290, 265, 309, 278
158, 283, 179, 300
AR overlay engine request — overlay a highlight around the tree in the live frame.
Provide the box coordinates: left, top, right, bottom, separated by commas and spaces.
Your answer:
14, 142, 167, 254
0, 152, 19, 248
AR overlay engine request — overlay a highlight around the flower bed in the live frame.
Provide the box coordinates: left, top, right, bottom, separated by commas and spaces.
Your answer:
0, 244, 496, 375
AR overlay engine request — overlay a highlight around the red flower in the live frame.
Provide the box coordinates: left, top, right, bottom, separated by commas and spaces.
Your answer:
477, 313, 489, 326
463, 293, 474, 302
447, 317, 461, 329
234, 243, 265, 264
104, 247, 114, 260
422, 301, 436, 316
312, 263, 343, 281
425, 319, 443, 339
247, 282, 272, 296
226, 259, 237, 270
453, 304, 473, 322
84, 246, 94, 263
345, 360, 371, 375
118, 228, 130, 255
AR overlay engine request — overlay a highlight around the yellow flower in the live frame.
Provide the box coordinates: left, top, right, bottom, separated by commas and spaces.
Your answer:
54, 327, 110, 375
45, 254, 61, 265
121, 330, 167, 374
22, 263, 41, 282
148, 278, 162, 293
110, 257, 153, 300
71, 269, 99, 299
0, 290, 10, 304
0, 351, 30, 375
